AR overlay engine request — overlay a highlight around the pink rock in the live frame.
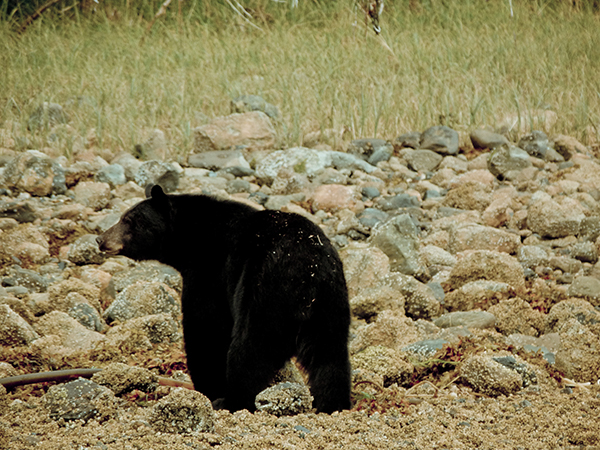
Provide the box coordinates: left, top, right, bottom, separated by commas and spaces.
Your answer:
310, 184, 363, 214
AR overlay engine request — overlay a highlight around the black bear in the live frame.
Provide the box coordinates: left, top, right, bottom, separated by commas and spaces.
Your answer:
97, 184, 351, 413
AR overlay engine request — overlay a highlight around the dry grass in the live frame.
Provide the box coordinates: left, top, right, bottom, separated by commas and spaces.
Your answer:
1, 0, 599, 157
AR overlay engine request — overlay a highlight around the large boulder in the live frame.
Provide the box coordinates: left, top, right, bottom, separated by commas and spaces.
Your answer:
193, 111, 276, 152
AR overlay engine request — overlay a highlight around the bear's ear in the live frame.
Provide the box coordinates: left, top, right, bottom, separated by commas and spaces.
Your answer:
145, 184, 167, 199
146, 184, 170, 210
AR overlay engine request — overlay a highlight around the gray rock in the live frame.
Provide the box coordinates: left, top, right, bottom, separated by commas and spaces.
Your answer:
27, 102, 69, 131
255, 148, 376, 184
103, 281, 180, 323
470, 129, 509, 150
434, 311, 496, 329
110, 261, 183, 294
393, 131, 421, 149
0, 304, 39, 345
68, 303, 105, 332
255, 147, 330, 183
230, 94, 279, 119
255, 382, 313, 416
386, 272, 440, 320
368, 146, 393, 165
517, 130, 551, 159
420, 125, 459, 155
487, 144, 532, 180
44, 378, 116, 422
348, 139, 392, 161
517, 245, 550, 268
329, 151, 377, 173
0, 200, 37, 223
570, 241, 598, 264
3, 151, 66, 196
7, 265, 49, 292
67, 234, 106, 265
567, 276, 600, 306
149, 388, 215, 433
361, 187, 381, 199
579, 216, 600, 241
405, 149, 443, 172
375, 193, 420, 211
94, 164, 127, 188
111, 153, 143, 180
134, 160, 180, 192
188, 150, 251, 172
370, 214, 427, 278
403, 339, 450, 358
357, 208, 389, 228
459, 354, 523, 397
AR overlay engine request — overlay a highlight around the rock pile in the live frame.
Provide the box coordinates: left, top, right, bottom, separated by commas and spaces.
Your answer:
1, 98, 600, 426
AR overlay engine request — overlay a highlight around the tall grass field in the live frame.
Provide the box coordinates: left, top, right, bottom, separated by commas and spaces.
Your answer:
1, 0, 599, 157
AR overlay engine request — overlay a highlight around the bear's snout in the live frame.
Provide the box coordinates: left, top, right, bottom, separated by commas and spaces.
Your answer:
96, 229, 124, 255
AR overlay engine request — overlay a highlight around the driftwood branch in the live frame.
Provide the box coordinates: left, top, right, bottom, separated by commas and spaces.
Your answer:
0, 368, 194, 391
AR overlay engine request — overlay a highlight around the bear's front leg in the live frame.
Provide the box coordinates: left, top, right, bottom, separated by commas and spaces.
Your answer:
222, 327, 291, 412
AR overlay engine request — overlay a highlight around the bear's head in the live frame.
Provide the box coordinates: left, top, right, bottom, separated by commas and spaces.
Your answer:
96, 184, 172, 261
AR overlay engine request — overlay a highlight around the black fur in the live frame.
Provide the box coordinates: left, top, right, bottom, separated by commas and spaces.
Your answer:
97, 185, 351, 413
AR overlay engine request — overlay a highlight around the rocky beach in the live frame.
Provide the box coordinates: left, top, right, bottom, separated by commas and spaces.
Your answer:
1, 99, 600, 449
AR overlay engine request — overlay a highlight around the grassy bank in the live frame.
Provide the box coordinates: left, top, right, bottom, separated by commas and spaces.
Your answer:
1, 0, 599, 157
